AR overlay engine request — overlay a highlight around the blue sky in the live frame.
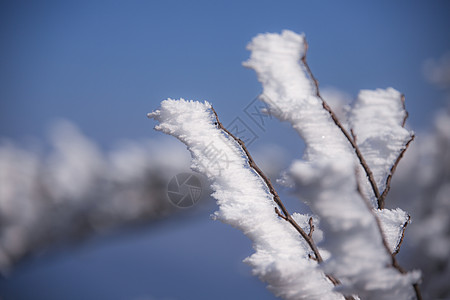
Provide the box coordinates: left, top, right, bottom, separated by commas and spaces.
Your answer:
1, 0, 449, 145
1, 1, 449, 299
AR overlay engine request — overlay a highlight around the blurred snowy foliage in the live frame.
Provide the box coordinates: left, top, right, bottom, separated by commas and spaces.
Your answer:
388, 51, 450, 299
0, 120, 190, 274
391, 108, 450, 299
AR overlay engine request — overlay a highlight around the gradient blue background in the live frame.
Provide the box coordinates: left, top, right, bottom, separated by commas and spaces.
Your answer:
1, 1, 449, 299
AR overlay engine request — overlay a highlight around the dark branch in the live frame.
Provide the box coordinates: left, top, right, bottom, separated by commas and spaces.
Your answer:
308, 254, 317, 261
308, 217, 314, 238
275, 207, 288, 221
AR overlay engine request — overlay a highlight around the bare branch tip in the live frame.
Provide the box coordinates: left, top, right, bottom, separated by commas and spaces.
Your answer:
308, 217, 315, 238
275, 207, 287, 220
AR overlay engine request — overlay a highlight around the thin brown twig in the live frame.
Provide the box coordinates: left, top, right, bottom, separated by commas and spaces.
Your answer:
301, 41, 382, 204
355, 170, 422, 300
378, 135, 415, 209
350, 129, 357, 143
308, 254, 317, 261
275, 207, 288, 221
308, 217, 314, 238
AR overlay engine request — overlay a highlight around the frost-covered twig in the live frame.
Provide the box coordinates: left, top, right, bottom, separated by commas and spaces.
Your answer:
244, 30, 415, 254
302, 39, 415, 211
301, 40, 381, 202
244, 30, 421, 299
210, 106, 324, 262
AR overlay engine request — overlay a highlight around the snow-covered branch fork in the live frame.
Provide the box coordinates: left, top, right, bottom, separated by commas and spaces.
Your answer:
149, 30, 422, 300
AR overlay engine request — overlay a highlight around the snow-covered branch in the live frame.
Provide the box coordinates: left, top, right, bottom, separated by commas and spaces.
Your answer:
149, 30, 422, 299
244, 30, 421, 299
